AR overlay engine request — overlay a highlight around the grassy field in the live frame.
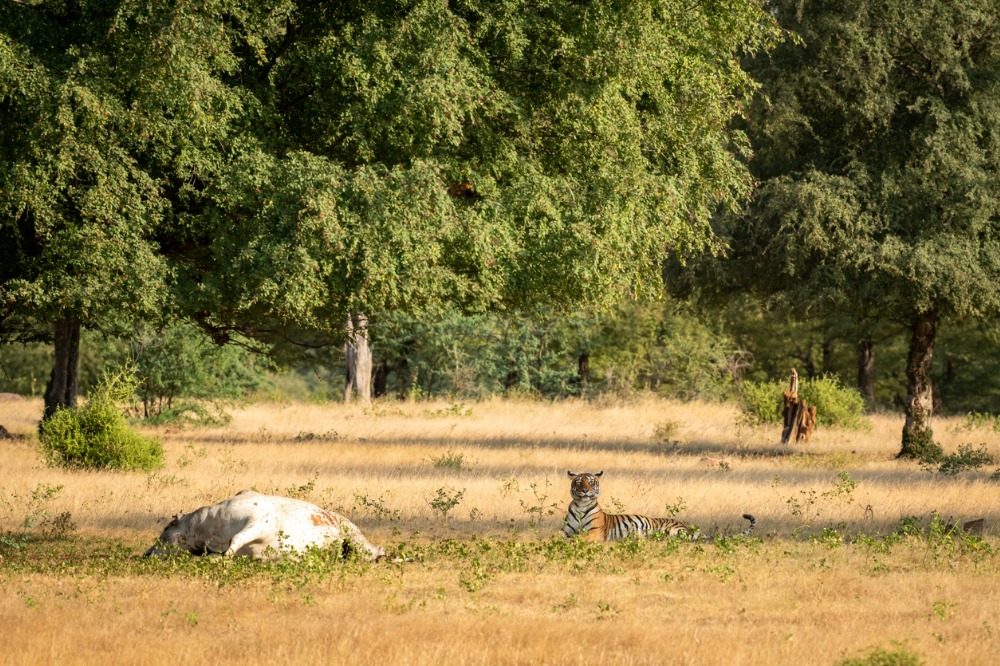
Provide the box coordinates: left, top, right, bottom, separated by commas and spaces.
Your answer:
2, 395, 1000, 665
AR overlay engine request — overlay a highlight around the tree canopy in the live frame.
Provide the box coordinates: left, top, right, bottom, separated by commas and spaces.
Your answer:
1, 0, 782, 415
706, 0, 1000, 457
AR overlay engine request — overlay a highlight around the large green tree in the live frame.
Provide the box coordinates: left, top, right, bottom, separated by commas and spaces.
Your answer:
1, 0, 781, 418
0, 0, 245, 416
715, 0, 1000, 458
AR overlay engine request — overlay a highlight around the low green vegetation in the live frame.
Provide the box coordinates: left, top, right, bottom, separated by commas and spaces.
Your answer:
426, 450, 472, 472
834, 644, 923, 666
1, 516, 993, 594
740, 374, 868, 429
932, 444, 996, 476
3, 300, 999, 422
38, 370, 163, 471
1, 465, 996, 664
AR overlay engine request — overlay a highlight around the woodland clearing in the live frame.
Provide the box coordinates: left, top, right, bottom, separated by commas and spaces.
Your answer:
2, 396, 999, 665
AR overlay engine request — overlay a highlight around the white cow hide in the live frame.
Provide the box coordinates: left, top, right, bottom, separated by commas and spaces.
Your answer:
145, 490, 385, 561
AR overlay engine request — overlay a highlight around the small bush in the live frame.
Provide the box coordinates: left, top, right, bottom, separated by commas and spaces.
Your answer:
427, 450, 470, 471
39, 368, 163, 471
834, 645, 923, 666
652, 419, 681, 445
799, 376, 868, 430
936, 444, 994, 476
427, 486, 465, 521
960, 412, 1000, 432
738, 381, 783, 425
739, 375, 868, 430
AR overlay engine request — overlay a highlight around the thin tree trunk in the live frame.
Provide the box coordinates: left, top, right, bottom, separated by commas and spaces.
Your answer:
857, 336, 875, 412
373, 360, 387, 398
344, 316, 356, 402
821, 336, 835, 375
344, 314, 372, 403
42, 316, 81, 420
898, 311, 941, 460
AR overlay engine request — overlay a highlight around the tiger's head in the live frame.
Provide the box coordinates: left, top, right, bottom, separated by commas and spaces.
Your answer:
567, 470, 604, 501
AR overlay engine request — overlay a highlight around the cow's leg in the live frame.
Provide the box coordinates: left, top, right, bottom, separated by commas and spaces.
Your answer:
224, 522, 274, 557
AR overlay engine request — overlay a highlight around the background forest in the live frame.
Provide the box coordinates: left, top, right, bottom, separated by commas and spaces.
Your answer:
3, 297, 999, 416
2, 0, 999, 458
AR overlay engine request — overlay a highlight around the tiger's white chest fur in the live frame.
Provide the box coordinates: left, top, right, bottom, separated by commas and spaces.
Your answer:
562, 498, 604, 539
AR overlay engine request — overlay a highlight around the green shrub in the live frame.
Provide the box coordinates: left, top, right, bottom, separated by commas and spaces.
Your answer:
834, 645, 923, 666
39, 369, 163, 471
936, 444, 994, 476
739, 375, 868, 430
104, 323, 265, 418
961, 412, 1000, 432
738, 380, 783, 425
799, 376, 868, 430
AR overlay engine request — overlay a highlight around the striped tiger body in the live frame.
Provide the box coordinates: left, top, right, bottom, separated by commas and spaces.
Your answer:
562, 471, 756, 542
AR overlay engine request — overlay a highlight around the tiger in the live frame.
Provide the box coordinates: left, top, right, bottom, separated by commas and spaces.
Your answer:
562, 470, 756, 542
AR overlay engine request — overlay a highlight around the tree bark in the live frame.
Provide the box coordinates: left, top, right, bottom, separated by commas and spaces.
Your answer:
344, 314, 372, 403
821, 335, 835, 375
857, 336, 875, 412
373, 359, 387, 399
898, 310, 941, 460
577, 352, 590, 386
42, 316, 81, 420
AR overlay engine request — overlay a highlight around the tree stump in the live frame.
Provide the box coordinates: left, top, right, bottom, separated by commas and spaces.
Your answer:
781, 368, 817, 445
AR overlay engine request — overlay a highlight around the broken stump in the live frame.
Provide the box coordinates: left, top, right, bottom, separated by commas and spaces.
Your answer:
781, 368, 817, 445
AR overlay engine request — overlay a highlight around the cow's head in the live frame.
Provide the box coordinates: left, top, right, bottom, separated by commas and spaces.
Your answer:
143, 514, 188, 557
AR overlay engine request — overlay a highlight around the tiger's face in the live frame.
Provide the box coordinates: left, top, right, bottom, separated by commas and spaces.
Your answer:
567, 470, 604, 501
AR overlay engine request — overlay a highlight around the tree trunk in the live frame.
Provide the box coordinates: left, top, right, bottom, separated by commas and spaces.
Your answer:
373, 360, 387, 398
42, 316, 81, 420
821, 336, 835, 375
344, 314, 372, 403
898, 311, 941, 461
857, 336, 875, 412
577, 352, 590, 386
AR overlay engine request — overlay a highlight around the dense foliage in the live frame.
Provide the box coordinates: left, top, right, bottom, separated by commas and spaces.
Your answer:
1, 0, 783, 418
366, 300, 745, 400
690, 0, 1000, 455
104, 323, 264, 418
4, 297, 1000, 414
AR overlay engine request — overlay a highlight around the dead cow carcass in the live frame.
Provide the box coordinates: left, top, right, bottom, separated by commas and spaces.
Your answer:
144, 490, 385, 561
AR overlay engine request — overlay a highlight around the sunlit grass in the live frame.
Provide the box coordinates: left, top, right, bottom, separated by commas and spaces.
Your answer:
2, 395, 1000, 665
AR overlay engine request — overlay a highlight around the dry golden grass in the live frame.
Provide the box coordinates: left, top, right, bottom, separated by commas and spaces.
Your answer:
2, 395, 1000, 665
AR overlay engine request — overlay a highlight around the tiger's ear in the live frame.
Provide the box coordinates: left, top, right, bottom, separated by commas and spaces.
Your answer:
567, 470, 575, 477
595, 471, 604, 477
